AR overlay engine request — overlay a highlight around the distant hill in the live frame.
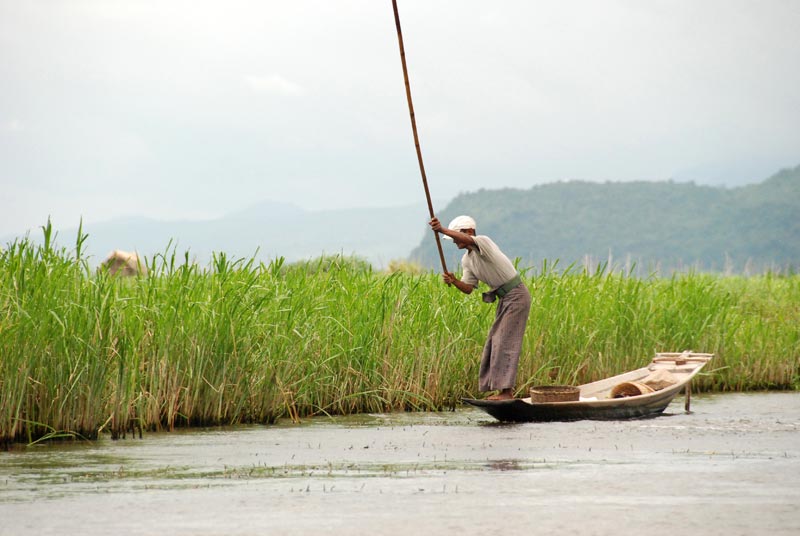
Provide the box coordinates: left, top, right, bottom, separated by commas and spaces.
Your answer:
409, 164, 800, 274
3, 201, 430, 270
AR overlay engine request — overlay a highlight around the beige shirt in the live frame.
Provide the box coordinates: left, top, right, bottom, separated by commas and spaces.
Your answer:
460, 235, 518, 289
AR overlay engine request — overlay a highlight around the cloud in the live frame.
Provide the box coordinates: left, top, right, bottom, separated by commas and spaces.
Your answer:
244, 74, 306, 97
1, 0, 798, 240
2, 119, 24, 133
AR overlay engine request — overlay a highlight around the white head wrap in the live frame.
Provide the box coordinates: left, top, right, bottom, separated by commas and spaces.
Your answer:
442, 215, 476, 240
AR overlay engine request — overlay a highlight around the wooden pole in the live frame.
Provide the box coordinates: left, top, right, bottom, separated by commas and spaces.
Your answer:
684, 381, 692, 413
391, 0, 448, 274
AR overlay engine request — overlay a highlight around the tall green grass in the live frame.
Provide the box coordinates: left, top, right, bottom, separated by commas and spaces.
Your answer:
1, 226, 798, 445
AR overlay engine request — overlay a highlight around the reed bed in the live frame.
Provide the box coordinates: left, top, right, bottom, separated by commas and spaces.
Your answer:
1, 227, 798, 445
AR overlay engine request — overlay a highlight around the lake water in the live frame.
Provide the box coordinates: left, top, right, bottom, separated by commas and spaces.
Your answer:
1, 392, 798, 535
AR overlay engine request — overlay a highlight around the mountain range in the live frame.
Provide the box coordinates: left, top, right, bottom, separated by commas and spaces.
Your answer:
4, 201, 431, 270
5, 165, 798, 274
410, 165, 800, 274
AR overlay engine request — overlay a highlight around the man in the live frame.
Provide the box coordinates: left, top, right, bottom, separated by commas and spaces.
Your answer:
430, 215, 531, 400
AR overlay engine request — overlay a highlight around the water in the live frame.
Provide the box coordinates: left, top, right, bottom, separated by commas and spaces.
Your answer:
1, 392, 799, 535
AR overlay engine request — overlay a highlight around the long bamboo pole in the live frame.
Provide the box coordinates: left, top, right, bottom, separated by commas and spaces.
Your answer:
391, 0, 448, 274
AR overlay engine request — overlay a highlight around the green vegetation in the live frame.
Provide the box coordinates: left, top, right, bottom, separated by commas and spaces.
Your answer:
1, 224, 798, 446
411, 164, 800, 273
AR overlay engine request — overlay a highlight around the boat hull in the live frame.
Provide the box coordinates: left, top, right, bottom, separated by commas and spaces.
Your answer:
462, 352, 712, 423
463, 383, 683, 422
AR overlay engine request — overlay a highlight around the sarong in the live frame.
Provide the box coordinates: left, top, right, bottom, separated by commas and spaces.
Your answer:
478, 283, 531, 391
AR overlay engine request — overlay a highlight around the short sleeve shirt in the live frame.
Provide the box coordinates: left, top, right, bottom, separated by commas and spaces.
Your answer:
460, 235, 518, 289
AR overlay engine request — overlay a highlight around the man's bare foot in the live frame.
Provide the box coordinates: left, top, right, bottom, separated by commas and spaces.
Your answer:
486, 389, 514, 401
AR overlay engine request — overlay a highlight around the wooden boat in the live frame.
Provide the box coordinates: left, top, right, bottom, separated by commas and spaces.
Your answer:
463, 352, 713, 422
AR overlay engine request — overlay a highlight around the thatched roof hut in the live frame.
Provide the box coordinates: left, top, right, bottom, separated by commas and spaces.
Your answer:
100, 249, 146, 276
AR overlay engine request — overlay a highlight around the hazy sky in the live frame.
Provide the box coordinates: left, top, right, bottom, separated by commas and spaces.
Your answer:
2, 0, 799, 238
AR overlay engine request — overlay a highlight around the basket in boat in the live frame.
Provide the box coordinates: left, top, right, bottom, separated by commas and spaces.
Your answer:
530, 385, 580, 403
610, 381, 655, 399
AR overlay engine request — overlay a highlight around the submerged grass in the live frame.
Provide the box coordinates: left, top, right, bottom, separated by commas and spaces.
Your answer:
1, 225, 798, 445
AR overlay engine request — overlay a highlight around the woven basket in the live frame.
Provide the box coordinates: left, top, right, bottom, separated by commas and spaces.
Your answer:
530, 385, 580, 403
610, 381, 655, 399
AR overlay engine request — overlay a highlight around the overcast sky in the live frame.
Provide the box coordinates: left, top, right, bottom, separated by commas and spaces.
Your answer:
2, 0, 799, 238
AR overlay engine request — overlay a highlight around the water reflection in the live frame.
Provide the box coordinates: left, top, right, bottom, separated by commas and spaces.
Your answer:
485, 459, 523, 471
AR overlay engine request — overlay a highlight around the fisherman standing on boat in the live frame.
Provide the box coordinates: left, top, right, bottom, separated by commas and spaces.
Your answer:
430, 216, 532, 400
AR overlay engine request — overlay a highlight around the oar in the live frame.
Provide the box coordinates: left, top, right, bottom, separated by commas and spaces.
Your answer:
391, 0, 448, 274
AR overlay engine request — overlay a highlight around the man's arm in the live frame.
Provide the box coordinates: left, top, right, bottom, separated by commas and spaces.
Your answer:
442, 272, 474, 294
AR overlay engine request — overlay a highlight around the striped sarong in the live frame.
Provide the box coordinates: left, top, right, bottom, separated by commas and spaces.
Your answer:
478, 283, 531, 392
